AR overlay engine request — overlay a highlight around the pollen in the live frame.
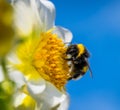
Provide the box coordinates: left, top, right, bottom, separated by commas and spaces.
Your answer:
32, 31, 70, 90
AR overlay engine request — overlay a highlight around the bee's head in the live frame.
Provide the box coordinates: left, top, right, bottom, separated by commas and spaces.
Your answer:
66, 44, 79, 58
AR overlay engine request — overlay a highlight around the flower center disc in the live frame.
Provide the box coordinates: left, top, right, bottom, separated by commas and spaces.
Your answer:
32, 31, 70, 90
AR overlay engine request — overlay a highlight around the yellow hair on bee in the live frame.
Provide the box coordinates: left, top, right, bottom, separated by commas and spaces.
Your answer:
77, 44, 85, 57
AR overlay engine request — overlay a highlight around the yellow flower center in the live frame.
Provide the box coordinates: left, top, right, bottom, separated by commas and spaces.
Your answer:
32, 31, 70, 90
15, 30, 70, 90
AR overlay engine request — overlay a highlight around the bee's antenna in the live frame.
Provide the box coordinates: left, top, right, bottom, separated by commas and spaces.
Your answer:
88, 63, 93, 78
85, 58, 93, 78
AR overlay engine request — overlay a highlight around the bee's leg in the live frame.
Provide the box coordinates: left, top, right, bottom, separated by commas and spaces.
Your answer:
63, 55, 72, 61
72, 73, 82, 80
68, 77, 72, 81
64, 57, 72, 61
65, 54, 73, 61
68, 72, 82, 81
72, 71, 85, 80
67, 64, 74, 81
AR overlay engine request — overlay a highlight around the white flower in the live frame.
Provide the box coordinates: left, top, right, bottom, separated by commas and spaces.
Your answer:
9, 0, 72, 110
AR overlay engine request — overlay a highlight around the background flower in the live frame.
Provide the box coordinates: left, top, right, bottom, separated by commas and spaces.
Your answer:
0, 0, 14, 57
0, 1, 15, 110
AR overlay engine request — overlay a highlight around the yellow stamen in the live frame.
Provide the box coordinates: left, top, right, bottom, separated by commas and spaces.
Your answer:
33, 31, 70, 90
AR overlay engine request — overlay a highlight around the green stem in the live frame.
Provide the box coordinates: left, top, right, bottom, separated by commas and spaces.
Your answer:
0, 58, 9, 80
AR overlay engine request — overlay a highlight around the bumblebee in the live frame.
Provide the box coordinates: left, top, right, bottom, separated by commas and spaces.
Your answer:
66, 44, 92, 80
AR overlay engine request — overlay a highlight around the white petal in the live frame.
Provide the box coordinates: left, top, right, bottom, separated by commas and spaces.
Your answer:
30, 0, 55, 31
9, 70, 25, 88
13, 91, 36, 110
13, 0, 35, 37
14, 92, 27, 107
42, 82, 66, 107
10, 0, 30, 5
7, 52, 20, 65
58, 94, 70, 110
34, 81, 68, 109
26, 78, 46, 97
53, 26, 73, 43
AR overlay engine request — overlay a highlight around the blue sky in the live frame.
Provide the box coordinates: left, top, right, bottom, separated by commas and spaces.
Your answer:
52, 0, 120, 110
